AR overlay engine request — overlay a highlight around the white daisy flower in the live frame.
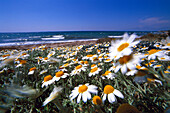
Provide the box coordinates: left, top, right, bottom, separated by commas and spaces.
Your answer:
89, 67, 102, 77
47, 51, 56, 58
40, 70, 48, 75
71, 65, 87, 76
147, 78, 162, 85
101, 71, 116, 80
16, 60, 27, 68
102, 85, 124, 103
109, 33, 140, 60
52, 71, 69, 82
114, 54, 142, 74
43, 86, 63, 106
28, 67, 36, 75
42, 75, 53, 88
147, 49, 164, 60
158, 55, 170, 61
69, 83, 98, 103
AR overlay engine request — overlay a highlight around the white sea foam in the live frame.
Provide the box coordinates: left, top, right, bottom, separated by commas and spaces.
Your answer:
41, 35, 65, 40
0, 39, 98, 47
108, 36, 123, 38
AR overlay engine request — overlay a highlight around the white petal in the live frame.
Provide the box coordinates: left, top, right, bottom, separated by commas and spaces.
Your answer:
88, 88, 98, 94
82, 92, 88, 103
86, 91, 91, 100
77, 93, 82, 103
70, 91, 79, 100
28, 70, 34, 75
61, 74, 67, 78
127, 33, 137, 43
127, 63, 136, 70
113, 89, 124, 99
121, 64, 127, 74
122, 48, 132, 56
102, 94, 107, 103
53, 77, 60, 81
115, 65, 121, 73
108, 93, 116, 103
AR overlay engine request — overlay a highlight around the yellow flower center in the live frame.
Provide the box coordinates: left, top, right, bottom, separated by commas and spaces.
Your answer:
106, 59, 111, 61
76, 65, 82, 70
44, 75, 53, 82
118, 55, 132, 64
92, 96, 102, 105
78, 85, 88, 93
104, 56, 108, 58
84, 61, 88, 64
156, 64, 162, 67
148, 49, 160, 55
91, 64, 96, 67
44, 57, 48, 60
29, 67, 36, 71
102, 71, 111, 76
160, 57, 165, 60
93, 57, 99, 61
168, 66, 170, 69
80, 61, 84, 64
55, 71, 64, 77
20, 60, 27, 64
164, 71, 170, 74
87, 54, 93, 57
22, 53, 27, 55
117, 43, 129, 52
167, 43, 170, 46
64, 63, 69, 67
104, 85, 114, 94
90, 67, 98, 73
147, 78, 155, 83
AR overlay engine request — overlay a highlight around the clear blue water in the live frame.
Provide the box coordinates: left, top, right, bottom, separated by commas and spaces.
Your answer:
0, 31, 154, 46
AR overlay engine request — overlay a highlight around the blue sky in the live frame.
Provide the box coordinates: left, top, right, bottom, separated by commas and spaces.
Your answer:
0, 0, 170, 32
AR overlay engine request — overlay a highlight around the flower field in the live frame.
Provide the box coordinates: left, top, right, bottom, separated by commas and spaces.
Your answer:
0, 33, 169, 113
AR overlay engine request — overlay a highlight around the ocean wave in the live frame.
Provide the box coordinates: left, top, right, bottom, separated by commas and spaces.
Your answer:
3, 38, 28, 42
0, 39, 98, 47
41, 35, 65, 40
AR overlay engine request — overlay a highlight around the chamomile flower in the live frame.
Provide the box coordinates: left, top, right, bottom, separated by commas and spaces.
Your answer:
102, 85, 124, 103
28, 67, 36, 75
101, 71, 116, 80
89, 67, 102, 77
147, 78, 162, 85
158, 55, 170, 61
92, 96, 102, 105
42, 75, 53, 88
109, 33, 140, 60
71, 65, 87, 76
82, 54, 96, 60
114, 54, 142, 74
47, 51, 55, 58
147, 49, 164, 60
69, 83, 98, 103
16, 60, 27, 67
43, 86, 63, 106
52, 71, 68, 82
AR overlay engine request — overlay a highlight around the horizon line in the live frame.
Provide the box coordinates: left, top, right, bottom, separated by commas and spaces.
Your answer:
0, 30, 160, 33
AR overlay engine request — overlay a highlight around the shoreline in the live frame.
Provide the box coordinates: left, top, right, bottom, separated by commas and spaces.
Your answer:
0, 32, 168, 50
0, 40, 98, 50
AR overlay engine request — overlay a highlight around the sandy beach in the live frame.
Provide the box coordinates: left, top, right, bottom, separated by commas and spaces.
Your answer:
0, 40, 98, 50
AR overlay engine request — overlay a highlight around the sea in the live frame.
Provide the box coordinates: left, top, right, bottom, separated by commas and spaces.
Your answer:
0, 31, 156, 46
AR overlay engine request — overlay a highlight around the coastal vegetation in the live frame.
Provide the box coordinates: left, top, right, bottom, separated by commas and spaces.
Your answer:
0, 33, 169, 113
